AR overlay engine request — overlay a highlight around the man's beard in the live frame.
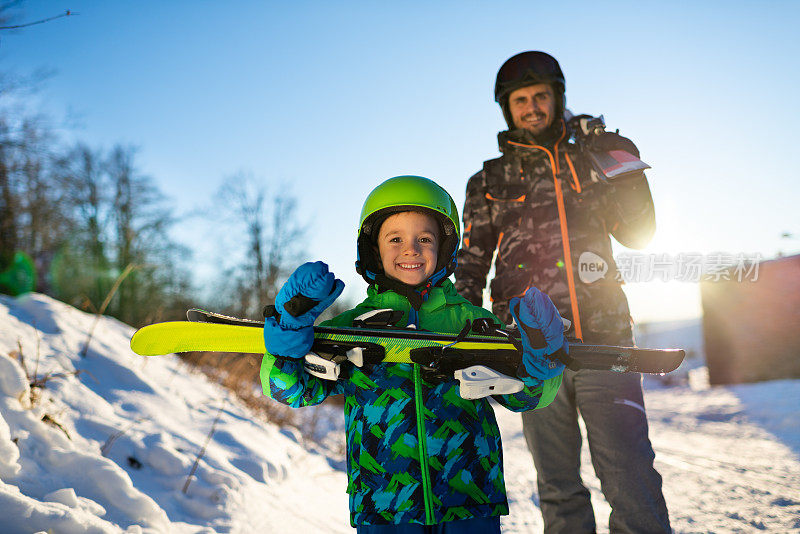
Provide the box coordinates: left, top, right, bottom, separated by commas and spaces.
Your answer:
523, 116, 548, 134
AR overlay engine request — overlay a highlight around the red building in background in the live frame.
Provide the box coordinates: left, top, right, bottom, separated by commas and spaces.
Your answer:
701, 254, 800, 385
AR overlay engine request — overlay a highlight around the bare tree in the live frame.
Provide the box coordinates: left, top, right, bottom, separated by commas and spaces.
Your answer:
212, 173, 306, 318
0, 44, 191, 321
0, 116, 17, 267
0, 52, 58, 281
51, 143, 192, 326
16, 119, 70, 269
104, 144, 192, 325
0, 105, 70, 293
49, 143, 112, 307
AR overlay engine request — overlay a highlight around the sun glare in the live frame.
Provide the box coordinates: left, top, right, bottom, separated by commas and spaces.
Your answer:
622, 281, 702, 325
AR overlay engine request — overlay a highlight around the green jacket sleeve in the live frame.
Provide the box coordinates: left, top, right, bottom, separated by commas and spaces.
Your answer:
454, 297, 563, 412
493, 374, 562, 412
259, 306, 367, 407
260, 353, 345, 408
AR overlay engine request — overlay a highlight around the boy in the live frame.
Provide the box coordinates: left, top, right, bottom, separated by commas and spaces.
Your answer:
260, 175, 566, 533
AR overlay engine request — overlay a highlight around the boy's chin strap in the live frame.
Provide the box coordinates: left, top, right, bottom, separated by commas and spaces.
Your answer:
371, 266, 450, 310
374, 273, 426, 310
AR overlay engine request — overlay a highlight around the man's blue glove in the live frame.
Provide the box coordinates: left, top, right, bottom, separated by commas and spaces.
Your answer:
509, 286, 567, 381
264, 261, 344, 359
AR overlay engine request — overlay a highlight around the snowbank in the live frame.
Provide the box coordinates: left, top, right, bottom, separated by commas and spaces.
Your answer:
0, 294, 350, 533
1, 293, 798, 533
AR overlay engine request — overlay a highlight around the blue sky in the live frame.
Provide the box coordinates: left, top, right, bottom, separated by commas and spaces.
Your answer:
4, 1, 799, 322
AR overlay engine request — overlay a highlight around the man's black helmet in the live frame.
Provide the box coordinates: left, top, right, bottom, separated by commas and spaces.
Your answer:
494, 51, 565, 128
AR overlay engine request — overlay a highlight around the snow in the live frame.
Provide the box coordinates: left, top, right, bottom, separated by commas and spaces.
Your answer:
1, 293, 799, 533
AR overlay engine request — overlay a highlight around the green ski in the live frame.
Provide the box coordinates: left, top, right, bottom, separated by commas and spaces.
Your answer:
130, 308, 685, 375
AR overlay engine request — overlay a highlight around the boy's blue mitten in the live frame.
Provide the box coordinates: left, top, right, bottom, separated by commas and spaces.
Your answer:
275, 261, 344, 329
264, 261, 344, 359
509, 286, 567, 381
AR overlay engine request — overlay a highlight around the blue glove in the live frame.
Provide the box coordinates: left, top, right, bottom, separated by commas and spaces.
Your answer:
275, 261, 344, 329
264, 261, 344, 359
509, 287, 567, 381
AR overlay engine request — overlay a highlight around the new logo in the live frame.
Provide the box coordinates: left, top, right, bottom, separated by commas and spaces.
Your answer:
578, 251, 608, 283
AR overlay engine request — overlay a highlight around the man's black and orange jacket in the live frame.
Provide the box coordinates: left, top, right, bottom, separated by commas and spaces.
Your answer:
455, 118, 655, 345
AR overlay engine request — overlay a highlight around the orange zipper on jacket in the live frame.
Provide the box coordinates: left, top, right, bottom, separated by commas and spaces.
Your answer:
485, 192, 526, 202
505, 124, 584, 340
564, 152, 582, 193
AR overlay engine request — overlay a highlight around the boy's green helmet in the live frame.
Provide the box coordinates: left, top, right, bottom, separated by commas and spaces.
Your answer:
356, 176, 461, 297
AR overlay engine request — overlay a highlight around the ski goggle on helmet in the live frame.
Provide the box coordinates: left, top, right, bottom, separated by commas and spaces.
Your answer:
356, 175, 460, 288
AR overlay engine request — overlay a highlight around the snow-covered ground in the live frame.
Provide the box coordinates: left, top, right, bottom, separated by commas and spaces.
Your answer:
1, 293, 798, 533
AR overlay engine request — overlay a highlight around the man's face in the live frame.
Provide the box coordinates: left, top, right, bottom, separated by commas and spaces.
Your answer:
507, 83, 556, 135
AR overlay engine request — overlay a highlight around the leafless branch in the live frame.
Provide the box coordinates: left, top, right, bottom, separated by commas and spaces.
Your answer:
101, 417, 145, 457
81, 262, 137, 357
183, 399, 227, 494
0, 9, 76, 30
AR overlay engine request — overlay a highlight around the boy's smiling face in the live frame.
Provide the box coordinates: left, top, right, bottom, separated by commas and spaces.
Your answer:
377, 211, 440, 287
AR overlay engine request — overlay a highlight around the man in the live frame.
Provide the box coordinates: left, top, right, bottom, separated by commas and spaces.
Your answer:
454, 51, 671, 533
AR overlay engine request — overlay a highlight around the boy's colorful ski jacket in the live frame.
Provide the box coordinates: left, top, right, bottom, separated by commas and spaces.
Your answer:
260, 280, 562, 527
